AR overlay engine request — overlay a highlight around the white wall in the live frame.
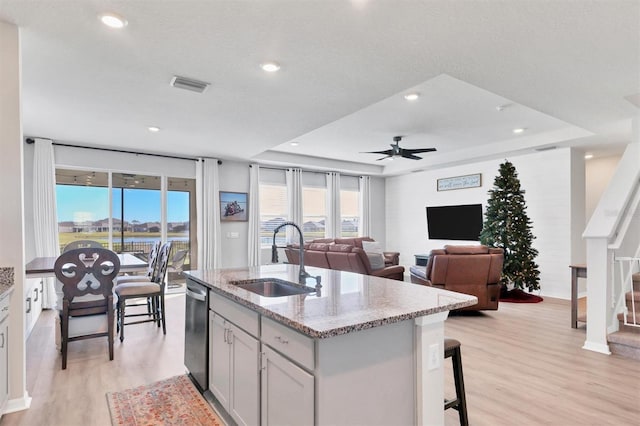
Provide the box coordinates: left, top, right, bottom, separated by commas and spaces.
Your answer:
386, 148, 581, 300
217, 160, 250, 268
585, 155, 621, 222
0, 19, 28, 410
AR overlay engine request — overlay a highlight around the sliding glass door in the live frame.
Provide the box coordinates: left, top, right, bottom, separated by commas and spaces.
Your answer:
111, 173, 161, 256
55, 169, 196, 274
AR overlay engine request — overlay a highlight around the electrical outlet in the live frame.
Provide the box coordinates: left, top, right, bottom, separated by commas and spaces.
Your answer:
428, 343, 440, 371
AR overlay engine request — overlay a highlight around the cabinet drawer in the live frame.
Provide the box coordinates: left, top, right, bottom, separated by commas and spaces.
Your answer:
210, 292, 259, 338
262, 316, 314, 371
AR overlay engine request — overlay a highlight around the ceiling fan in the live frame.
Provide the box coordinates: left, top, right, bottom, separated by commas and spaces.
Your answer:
363, 136, 436, 160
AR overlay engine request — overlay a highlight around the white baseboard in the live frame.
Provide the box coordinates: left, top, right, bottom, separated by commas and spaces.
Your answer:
4, 391, 32, 414
582, 340, 612, 355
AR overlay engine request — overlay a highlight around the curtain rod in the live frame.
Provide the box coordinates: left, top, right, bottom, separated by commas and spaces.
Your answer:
250, 164, 367, 178
24, 137, 222, 164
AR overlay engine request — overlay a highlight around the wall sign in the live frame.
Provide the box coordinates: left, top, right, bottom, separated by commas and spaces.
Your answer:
437, 173, 482, 191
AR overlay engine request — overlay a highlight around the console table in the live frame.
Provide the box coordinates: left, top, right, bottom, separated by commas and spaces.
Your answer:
414, 254, 430, 266
569, 264, 587, 329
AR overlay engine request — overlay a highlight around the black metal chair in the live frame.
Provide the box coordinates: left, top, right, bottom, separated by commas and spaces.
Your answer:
53, 248, 120, 369
444, 338, 469, 426
115, 242, 171, 341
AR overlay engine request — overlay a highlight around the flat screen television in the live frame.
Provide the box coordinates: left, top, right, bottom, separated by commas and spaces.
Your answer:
426, 204, 483, 241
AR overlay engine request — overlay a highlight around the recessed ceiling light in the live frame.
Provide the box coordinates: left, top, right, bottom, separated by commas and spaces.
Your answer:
260, 62, 281, 72
404, 93, 420, 101
99, 13, 128, 29
290, 142, 299, 146
148, 126, 160, 132
513, 128, 526, 134
584, 153, 594, 159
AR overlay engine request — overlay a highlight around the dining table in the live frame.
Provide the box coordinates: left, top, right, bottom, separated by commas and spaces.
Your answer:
25, 252, 148, 278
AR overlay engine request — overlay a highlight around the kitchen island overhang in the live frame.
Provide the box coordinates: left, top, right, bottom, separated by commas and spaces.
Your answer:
186, 264, 477, 425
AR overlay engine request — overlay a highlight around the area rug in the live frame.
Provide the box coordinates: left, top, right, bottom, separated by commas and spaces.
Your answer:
500, 288, 544, 303
106, 375, 223, 426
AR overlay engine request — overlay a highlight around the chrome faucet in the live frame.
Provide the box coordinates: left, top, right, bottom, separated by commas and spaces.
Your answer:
272, 221, 321, 289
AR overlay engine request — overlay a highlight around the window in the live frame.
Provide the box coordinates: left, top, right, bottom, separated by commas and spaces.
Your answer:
56, 169, 110, 251
56, 169, 196, 273
112, 173, 161, 254
259, 183, 287, 246
302, 187, 326, 241
167, 177, 194, 272
340, 189, 359, 237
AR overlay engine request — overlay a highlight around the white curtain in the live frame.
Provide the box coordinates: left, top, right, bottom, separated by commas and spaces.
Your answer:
358, 175, 371, 237
196, 158, 221, 269
247, 164, 261, 266
286, 168, 303, 244
33, 138, 60, 309
326, 172, 341, 238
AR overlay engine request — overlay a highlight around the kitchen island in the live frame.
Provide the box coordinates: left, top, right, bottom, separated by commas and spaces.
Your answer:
186, 264, 476, 426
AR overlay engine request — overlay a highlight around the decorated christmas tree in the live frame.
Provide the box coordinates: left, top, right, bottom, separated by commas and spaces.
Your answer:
480, 160, 541, 292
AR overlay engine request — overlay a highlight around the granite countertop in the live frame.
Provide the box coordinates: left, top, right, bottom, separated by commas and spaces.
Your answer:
186, 264, 477, 339
0, 267, 15, 298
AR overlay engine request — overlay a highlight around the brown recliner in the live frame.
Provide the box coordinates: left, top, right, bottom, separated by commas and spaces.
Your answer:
410, 245, 504, 310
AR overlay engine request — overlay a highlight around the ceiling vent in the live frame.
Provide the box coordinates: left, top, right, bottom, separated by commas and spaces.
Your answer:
170, 76, 210, 93
534, 146, 558, 152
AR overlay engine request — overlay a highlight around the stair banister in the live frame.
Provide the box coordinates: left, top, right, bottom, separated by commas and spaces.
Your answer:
582, 120, 640, 354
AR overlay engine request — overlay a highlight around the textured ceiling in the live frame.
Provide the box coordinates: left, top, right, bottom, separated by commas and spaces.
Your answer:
1, 0, 638, 175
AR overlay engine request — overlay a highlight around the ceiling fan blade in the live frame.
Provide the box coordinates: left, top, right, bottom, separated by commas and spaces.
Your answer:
401, 153, 423, 160
404, 147, 437, 154
376, 155, 392, 161
363, 149, 393, 155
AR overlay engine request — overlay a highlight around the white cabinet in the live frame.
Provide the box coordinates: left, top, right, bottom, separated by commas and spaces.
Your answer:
209, 311, 260, 426
0, 292, 11, 416
208, 293, 316, 426
261, 345, 314, 426
24, 278, 43, 338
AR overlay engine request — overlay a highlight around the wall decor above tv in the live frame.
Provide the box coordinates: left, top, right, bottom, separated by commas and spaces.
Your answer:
437, 173, 481, 191
426, 204, 483, 241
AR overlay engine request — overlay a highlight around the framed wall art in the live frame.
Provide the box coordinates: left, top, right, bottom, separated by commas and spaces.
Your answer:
219, 191, 248, 222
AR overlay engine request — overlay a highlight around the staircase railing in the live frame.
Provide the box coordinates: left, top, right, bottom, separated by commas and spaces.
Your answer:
613, 256, 640, 328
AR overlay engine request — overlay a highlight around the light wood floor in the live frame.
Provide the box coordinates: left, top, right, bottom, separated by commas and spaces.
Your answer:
2, 294, 639, 425
443, 297, 640, 425
1, 294, 188, 426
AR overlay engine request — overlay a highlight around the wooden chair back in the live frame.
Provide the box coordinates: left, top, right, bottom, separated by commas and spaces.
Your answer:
53, 247, 120, 369
146, 240, 161, 277
152, 242, 172, 284
62, 239, 104, 252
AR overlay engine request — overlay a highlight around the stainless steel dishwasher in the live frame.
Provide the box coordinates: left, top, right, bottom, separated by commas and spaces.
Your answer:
184, 278, 208, 392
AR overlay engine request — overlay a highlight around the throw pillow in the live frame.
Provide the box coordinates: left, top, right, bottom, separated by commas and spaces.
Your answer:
362, 240, 385, 270
366, 252, 386, 270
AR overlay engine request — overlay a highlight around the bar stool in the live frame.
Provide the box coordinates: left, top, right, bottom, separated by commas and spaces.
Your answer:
444, 338, 469, 426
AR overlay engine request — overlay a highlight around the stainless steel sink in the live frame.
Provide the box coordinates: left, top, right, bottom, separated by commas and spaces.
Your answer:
231, 278, 315, 297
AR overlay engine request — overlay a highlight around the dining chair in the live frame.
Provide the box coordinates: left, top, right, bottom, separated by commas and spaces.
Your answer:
63, 239, 103, 252
115, 242, 171, 341
115, 240, 161, 285
167, 248, 189, 289
53, 247, 120, 369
